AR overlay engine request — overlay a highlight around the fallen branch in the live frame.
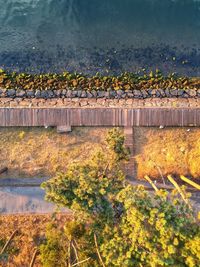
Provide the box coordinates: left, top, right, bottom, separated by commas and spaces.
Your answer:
29, 248, 39, 267
72, 240, 79, 264
94, 233, 106, 267
167, 175, 190, 206
0, 167, 8, 175
0, 230, 18, 255
180, 175, 200, 191
71, 257, 91, 266
144, 175, 158, 192
153, 162, 166, 185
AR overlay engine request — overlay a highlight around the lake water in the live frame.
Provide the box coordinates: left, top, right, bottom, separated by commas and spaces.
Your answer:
1, 0, 200, 75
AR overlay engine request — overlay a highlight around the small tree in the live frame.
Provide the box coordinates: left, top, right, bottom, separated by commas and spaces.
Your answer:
42, 128, 200, 267
40, 223, 68, 267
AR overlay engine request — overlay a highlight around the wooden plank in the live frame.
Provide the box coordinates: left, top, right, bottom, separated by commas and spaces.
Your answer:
0, 108, 200, 127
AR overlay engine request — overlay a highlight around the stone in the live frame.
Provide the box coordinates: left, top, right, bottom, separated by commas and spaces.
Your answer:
40, 90, 49, 99
81, 90, 87, 98
157, 89, 165, 97
7, 89, 16, 97
109, 90, 117, 98
116, 90, 123, 96
0, 88, 6, 97
66, 90, 72, 98
150, 89, 157, 96
87, 91, 93, 98
16, 90, 26, 97
164, 88, 171, 97
35, 90, 41, 98
61, 89, 67, 96
169, 89, 179, 97
127, 92, 134, 98
77, 90, 82, 97
133, 90, 142, 98
57, 125, 72, 133
27, 90, 35, 98
141, 89, 149, 98
97, 91, 105, 98
46, 90, 54, 98
91, 90, 97, 98
187, 89, 197, 97
53, 89, 62, 97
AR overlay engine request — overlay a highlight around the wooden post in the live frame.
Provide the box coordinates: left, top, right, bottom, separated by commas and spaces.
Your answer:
124, 127, 135, 179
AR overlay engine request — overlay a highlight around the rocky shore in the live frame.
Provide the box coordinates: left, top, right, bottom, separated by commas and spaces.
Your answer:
0, 87, 199, 100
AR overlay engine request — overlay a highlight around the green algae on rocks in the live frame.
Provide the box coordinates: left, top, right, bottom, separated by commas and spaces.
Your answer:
0, 69, 199, 92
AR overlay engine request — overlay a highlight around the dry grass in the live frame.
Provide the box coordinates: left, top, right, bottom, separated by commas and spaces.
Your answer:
0, 213, 70, 267
134, 127, 200, 180
0, 127, 108, 178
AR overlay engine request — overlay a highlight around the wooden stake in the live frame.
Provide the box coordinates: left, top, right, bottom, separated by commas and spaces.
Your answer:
144, 175, 158, 192
180, 175, 200, 191
0, 230, 18, 255
94, 233, 106, 267
29, 248, 39, 267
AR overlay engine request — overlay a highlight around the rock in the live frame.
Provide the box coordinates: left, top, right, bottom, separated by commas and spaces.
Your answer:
177, 89, 184, 97
169, 89, 179, 97
109, 90, 117, 98
66, 90, 72, 98
16, 90, 26, 97
157, 89, 165, 97
76, 90, 82, 97
116, 90, 123, 96
61, 89, 67, 96
71, 90, 78, 97
87, 91, 93, 98
81, 90, 87, 98
35, 90, 41, 98
46, 90, 54, 98
127, 92, 134, 98
40, 90, 49, 99
187, 89, 197, 97
141, 89, 149, 98
53, 89, 62, 97
91, 90, 97, 98
197, 89, 200, 97
97, 91, 105, 98
26, 90, 35, 98
150, 89, 157, 97
0, 88, 6, 97
133, 90, 142, 98
7, 89, 16, 97
164, 88, 171, 97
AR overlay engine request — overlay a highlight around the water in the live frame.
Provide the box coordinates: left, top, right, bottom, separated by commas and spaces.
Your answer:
1, 0, 200, 75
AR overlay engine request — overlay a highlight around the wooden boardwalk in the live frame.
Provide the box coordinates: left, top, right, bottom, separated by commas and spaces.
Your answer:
0, 108, 200, 127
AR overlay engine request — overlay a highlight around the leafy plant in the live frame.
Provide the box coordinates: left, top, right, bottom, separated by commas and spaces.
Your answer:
42, 129, 200, 267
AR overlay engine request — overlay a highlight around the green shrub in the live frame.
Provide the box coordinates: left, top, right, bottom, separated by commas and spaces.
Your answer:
42, 129, 200, 267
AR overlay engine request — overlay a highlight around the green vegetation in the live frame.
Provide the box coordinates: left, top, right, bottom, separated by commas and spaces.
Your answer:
41, 128, 200, 267
0, 68, 199, 91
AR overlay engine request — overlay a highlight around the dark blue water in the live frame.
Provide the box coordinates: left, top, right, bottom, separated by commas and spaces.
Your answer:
1, 0, 200, 75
